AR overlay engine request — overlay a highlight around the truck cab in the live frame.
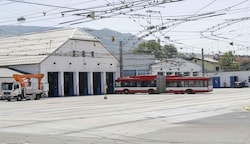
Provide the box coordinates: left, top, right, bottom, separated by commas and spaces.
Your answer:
1, 82, 22, 101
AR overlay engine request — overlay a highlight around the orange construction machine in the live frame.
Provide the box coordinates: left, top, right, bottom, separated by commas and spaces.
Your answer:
1, 74, 47, 101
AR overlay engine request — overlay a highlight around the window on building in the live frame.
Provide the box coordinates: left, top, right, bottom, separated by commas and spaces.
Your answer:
248, 76, 250, 82
72, 50, 76, 57
82, 51, 85, 57
158, 72, 164, 76
91, 51, 94, 57
175, 72, 181, 76
216, 66, 220, 71
183, 72, 190, 76
166, 72, 172, 76
193, 72, 198, 76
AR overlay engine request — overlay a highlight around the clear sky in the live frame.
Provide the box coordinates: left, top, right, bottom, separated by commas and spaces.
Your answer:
0, 0, 250, 55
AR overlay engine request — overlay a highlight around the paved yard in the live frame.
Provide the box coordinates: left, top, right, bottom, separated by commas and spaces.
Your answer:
0, 88, 250, 144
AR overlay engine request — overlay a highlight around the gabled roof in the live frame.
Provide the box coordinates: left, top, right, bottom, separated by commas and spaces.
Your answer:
0, 28, 98, 66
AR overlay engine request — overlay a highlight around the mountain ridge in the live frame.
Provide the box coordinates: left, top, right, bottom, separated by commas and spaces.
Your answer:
0, 25, 142, 53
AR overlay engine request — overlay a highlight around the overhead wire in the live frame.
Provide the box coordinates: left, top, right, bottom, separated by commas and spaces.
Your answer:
0, 0, 250, 55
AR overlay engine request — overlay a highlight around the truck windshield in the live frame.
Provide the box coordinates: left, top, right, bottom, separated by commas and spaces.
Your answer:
2, 83, 13, 90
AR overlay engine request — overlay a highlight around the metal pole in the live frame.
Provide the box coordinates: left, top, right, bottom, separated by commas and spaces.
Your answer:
202, 48, 205, 76
119, 41, 123, 77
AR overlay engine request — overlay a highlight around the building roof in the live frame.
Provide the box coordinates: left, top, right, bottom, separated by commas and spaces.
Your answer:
151, 58, 201, 70
0, 68, 23, 78
0, 28, 98, 66
194, 57, 219, 63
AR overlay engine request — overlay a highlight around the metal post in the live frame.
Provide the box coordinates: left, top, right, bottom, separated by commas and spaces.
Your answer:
119, 41, 123, 77
202, 48, 205, 76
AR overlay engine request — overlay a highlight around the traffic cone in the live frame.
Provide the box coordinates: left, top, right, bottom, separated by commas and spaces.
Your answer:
104, 95, 108, 99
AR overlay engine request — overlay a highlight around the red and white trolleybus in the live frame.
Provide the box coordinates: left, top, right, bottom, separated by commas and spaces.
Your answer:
115, 75, 213, 94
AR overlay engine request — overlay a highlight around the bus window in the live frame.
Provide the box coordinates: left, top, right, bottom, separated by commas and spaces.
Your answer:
121, 81, 129, 87
167, 81, 177, 87
115, 81, 121, 87
130, 81, 137, 87
151, 81, 156, 87
140, 81, 147, 87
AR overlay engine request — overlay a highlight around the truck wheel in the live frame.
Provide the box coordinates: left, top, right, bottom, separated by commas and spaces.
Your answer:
35, 94, 41, 100
17, 96, 22, 101
7, 98, 11, 101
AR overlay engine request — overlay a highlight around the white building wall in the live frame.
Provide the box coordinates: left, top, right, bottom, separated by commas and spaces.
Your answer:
151, 58, 202, 76
209, 71, 250, 87
40, 39, 119, 96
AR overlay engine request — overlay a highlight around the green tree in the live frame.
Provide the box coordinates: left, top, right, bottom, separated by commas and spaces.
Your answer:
132, 40, 177, 60
132, 40, 161, 55
239, 60, 250, 70
219, 51, 239, 71
162, 44, 177, 59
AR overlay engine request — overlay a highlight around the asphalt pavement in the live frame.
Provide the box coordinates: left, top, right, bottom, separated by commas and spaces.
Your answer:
0, 88, 250, 144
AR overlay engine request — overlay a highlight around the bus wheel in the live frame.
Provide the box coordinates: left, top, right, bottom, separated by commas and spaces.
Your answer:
123, 89, 129, 94
148, 89, 154, 94
186, 89, 193, 94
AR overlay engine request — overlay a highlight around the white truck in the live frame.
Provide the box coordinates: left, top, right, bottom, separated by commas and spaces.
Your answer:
1, 74, 48, 101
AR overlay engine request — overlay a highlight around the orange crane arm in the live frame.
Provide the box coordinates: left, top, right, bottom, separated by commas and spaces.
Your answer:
13, 74, 44, 89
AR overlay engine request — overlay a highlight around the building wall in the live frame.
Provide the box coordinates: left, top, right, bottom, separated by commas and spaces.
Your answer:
191, 58, 220, 72
3, 39, 119, 96
40, 39, 119, 96
151, 58, 202, 76
209, 71, 250, 88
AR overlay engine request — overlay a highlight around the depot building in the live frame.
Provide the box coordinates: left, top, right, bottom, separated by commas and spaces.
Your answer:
0, 28, 119, 96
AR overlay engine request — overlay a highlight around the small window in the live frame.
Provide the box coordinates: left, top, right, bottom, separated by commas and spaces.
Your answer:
183, 72, 190, 76
216, 66, 220, 71
158, 72, 164, 76
14, 84, 19, 89
82, 51, 85, 57
175, 72, 181, 76
166, 72, 172, 76
91, 51, 94, 57
72, 50, 76, 57
193, 72, 198, 76
248, 76, 250, 82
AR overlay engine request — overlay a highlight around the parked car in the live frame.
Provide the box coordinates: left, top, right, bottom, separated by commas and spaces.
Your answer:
234, 81, 246, 88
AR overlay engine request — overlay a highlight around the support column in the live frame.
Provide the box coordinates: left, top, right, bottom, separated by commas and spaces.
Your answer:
75, 72, 79, 96
102, 72, 106, 94
89, 72, 93, 95
60, 71, 64, 96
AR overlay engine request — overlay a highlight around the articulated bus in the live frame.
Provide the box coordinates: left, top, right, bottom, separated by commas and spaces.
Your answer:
115, 75, 213, 94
